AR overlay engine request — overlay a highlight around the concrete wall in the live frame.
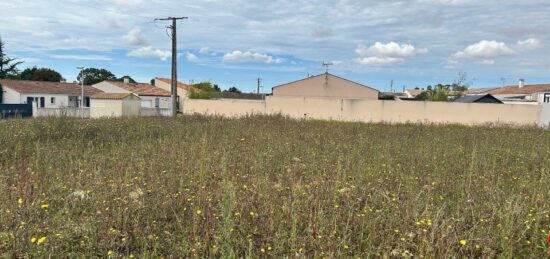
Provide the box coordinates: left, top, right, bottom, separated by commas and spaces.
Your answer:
90, 98, 140, 118
155, 79, 187, 112
34, 107, 90, 118
539, 104, 550, 127
273, 74, 379, 100
140, 96, 171, 109
140, 108, 172, 117
182, 96, 546, 127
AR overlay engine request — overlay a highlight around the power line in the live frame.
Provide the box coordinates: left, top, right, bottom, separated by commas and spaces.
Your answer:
154, 17, 188, 117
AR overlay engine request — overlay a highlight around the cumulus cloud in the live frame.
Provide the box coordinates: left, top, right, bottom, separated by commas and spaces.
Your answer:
451, 39, 541, 64
515, 38, 540, 51
223, 50, 283, 64
128, 47, 171, 61
185, 52, 198, 62
123, 27, 148, 46
199, 47, 210, 54
355, 42, 428, 65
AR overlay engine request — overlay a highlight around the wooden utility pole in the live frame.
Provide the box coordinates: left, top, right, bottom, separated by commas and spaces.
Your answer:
155, 17, 188, 117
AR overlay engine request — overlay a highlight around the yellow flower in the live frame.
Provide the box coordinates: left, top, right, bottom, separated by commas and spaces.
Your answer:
196, 209, 202, 215
18, 198, 23, 205
261, 248, 266, 253
107, 250, 113, 256
37, 237, 46, 244
459, 240, 467, 246
40, 204, 49, 209
30, 237, 36, 243
344, 244, 349, 249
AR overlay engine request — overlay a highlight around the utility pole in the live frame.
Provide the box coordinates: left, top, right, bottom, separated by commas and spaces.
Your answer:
390, 80, 394, 93
257, 78, 262, 94
155, 16, 188, 117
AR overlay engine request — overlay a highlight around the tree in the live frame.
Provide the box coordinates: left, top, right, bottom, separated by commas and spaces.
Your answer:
416, 84, 450, 102
451, 72, 471, 96
0, 37, 23, 79
18, 67, 64, 82
224, 87, 242, 93
77, 68, 116, 85
189, 81, 220, 99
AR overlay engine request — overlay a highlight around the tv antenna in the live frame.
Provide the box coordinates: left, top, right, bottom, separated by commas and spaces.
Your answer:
322, 62, 334, 74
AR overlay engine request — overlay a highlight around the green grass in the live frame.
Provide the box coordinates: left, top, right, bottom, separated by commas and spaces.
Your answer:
0, 115, 549, 258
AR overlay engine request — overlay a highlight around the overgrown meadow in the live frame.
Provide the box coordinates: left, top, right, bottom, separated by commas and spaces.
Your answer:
0, 115, 549, 258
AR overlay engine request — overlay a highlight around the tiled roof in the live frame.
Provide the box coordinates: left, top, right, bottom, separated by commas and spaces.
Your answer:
105, 81, 173, 97
466, 87, 499, 95
155, 77, 190, 91
0, 79, 102, 95
489, 84, 550, 95
91, 93, 135, 100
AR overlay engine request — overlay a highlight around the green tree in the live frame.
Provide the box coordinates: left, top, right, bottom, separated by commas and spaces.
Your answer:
77, 68, 116, 85
416, 84, 450, 102
224, 87, 242, 93
189, 81, 220, 99
0, 37, 23, 79
19, 67, 64, 82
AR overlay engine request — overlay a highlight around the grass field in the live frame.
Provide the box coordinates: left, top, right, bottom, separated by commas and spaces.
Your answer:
0, 115, 549, 258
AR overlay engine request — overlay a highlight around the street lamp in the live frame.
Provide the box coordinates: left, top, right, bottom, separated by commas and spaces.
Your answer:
77, 67, 85, 118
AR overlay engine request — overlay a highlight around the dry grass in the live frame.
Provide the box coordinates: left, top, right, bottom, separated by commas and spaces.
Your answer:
0, 115, 549, 258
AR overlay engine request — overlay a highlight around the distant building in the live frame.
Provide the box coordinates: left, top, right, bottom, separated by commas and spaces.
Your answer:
403, 88, 425, 99
92, 78, 174, 109
454, 94, 503, 104
0, 79, 101, 108
487, 80, 550, 105
272, 73, 379, 99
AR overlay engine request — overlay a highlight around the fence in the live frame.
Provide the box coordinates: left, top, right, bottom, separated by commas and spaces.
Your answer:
33, 107, 90, 118
0, 104, 33, 119
182, 96, 550, 127
140, 108, 172, 117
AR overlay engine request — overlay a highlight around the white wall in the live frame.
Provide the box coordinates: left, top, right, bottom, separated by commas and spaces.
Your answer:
139, 96, 171, 109
2, 86, 20, 104
20, 94, 72, 108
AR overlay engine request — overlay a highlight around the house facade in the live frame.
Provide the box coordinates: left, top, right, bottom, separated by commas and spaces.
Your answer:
90, 93, 141, 118
154, 78, 190, 111
0, 79, 101, 108
272, 73, 379, 100
488, 81, 550, 105
92, 79, 174, 109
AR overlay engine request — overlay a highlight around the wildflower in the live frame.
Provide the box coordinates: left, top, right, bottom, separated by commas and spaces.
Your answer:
107, 250, 113, 256
40, 204, 49, 209
344, 245, 349, 249
249, 212, 255, 216
196, 209, 202, 215
261, 248, 266, 253
547, 234, 550, 245
37, 237, 46, 245
31, 237, 36, 243
18, 198, 23, 205
459, 240, 467, 246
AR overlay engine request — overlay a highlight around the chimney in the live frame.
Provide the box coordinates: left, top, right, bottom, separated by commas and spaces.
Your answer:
123, 76, 130, 84
518, 79, 525, 88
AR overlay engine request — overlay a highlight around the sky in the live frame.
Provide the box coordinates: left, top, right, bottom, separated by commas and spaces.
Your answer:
1, 0, 550, 92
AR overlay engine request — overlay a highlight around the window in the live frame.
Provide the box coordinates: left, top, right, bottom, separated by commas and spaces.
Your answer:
544, 93, 550, 103
51, 97, 55, 104
155, 98, 160, 108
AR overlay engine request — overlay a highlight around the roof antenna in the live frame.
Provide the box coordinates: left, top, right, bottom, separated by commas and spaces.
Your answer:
322, 62, 334, 74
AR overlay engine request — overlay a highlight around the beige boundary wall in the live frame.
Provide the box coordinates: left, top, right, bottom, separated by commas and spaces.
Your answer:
182, 96, 550, 127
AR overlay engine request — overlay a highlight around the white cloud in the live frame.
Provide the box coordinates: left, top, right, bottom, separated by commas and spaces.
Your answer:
355, 42, 428, 65
123, 27, 148, 46
452, 39, 541, 64
128, 47, 171, 61
223, 50, 283, 64
453, 40, 515, 61
50, 54, 113, 61
515, 38, 541, 51
199, 47, 210, 54
186, 52, 198, 62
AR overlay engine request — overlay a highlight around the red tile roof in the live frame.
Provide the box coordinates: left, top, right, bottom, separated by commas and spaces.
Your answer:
105, 81, 173, 97
489, 84, 550, 95
155, 77, 190, 91
91, 93, 136, 100
0, 79, 102, 95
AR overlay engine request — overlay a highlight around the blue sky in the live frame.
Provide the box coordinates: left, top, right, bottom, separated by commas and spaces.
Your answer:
1, 0, 550, 92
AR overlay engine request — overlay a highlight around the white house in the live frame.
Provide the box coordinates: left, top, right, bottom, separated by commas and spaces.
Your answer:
92, 78, 174, 109
0, 79, 101, 108
154, 77, 192, 112
90, 93, 141, 118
